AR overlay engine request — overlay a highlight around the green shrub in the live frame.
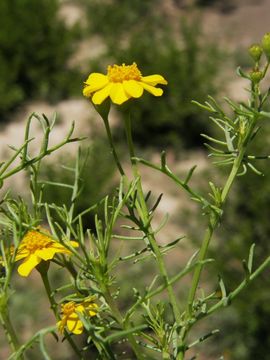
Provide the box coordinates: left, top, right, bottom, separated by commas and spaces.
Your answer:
0, 0, 81, 119
195, 0, 236, 12
83, 0, 160, 44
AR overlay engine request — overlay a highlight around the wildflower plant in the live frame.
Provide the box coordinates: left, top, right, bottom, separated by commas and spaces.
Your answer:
1, 35, 270, 359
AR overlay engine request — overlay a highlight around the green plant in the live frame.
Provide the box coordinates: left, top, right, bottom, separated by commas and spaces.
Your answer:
210, 120, 270, 359
1, 36, 270, 360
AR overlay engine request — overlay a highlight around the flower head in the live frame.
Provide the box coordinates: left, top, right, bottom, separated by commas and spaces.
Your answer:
248, 44, 263, 62
57, 298, 98, 335
83, 62, 168, 105
15, 228, 78, 277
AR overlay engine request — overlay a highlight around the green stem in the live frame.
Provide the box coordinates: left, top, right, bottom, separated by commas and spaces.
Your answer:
39, 268, 83, 359
1, 122, 76, 181
207, 254, 270, 315
98, 110, 144, 358
177, 111, 257, 360
102, 116, 125, 176
124, 116, 182, 335
177, 145, 249, 359
0, 310, 23, 359
103, 287, 144, 360
39, 269, 58, 318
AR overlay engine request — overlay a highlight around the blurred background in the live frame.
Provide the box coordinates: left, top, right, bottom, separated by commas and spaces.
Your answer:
1, 0, 270, 359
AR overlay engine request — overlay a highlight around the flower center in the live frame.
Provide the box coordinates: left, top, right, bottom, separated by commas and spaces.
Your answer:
61, 302, 76, 315
107, 62, 142, 82
22, 230, 52, 252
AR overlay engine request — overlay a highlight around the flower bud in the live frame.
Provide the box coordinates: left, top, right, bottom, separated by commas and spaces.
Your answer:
250, 69, 263, 83
239, 117, 246, 136
262, 33, 270, 59
248, 44, 263, 62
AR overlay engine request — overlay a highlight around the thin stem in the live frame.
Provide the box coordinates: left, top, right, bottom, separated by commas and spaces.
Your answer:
178, 84, 260, 358
102, 286, 144, 360
124, 116, 182, 333
187, 150, 244, 312
207, 254, 270, 316
177, 148, 246, 360
0, 310, 23, 359
102, 116, 125, 176
39, 269, 58, 318
66, 150, 81, 239
39, 268, 83, 359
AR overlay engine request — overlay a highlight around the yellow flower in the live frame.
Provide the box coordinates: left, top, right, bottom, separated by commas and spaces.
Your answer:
57, 299, 98, 335
83, 62, 168, 105
15, 229, 78, 277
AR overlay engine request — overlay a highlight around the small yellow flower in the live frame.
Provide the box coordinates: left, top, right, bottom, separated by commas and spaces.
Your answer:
15, 229, 78, 277
83, 62, 168, 105
57, 299, 98, 335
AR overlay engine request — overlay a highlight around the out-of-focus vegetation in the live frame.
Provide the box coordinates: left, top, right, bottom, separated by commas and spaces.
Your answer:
41, 139, 116, 229
195, 0, 236, 12
83, 0, 222, 149
0, 0, 81, 119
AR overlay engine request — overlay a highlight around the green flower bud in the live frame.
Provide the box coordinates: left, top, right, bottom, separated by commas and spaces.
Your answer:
250, 69, 263, 83
262, 33, 270, 59
239, 117, 246, 136
248, 44, 263, 62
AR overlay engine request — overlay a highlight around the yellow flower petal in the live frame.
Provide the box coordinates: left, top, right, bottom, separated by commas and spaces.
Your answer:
53, 240, 79, 251
83, 85, 95, 98
68, 241, 79, 248
85, 72, 108, 85
57, 320, 65, 334
76, 304, 84, 313
89, 309, 97, 316
141, 74, 168, 86
14, 248, 29, 261
51, 242, 70, 250
88, 303, 98, 317
83, 82, 109, 97
18, 254, 41, 277
67, 318, 83, 335
110, 83, 130, 104
83, 74, 109, 97
51, 240, 78, 252
36, 248, 58, 261
123, 80, 143, 98
92, 84, 112, 104
141, 83, 163, 96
